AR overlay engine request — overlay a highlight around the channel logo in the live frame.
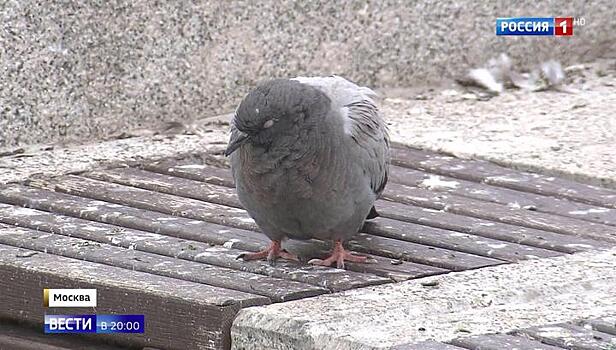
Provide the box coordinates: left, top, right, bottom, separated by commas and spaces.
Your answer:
44, 314, 145, 334
44, 315, 96, 333
496, 17, 581, 36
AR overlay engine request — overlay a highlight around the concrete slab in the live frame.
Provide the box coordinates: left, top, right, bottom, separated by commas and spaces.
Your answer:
230, 247, 616, 350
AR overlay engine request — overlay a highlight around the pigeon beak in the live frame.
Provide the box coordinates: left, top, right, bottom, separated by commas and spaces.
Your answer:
224, 132, 249, 156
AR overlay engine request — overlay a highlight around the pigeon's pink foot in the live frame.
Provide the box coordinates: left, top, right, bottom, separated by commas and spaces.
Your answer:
309, 240, 369, 269
237, 240, 299, 265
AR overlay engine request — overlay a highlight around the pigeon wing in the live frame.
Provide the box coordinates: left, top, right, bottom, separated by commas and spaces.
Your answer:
293, 76, 390, 198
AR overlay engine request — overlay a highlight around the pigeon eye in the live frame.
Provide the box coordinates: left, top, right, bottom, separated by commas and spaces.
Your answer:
262, 119, 275, 129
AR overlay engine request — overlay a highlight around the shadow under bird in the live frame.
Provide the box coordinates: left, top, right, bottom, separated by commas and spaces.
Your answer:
225, 76, 390, 269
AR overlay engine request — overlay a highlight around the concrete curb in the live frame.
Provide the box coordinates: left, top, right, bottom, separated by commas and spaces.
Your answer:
231, 248, 616, 350
0, 132, 227, 185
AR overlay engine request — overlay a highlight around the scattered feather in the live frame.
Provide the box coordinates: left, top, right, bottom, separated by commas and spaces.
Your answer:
538, 60, 566, 88
468, 68, 503, 94
458, 53, 571, 94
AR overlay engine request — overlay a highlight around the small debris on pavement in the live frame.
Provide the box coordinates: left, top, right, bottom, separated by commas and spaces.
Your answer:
390, 259, 403, 265
456, 327, 472, 333
390, 274, 410, 282
564, 64, 587, 73
441, 89, 459, 97
16, 250, 38, 258
550, 145, 562, 151
461, 92, 478, 100
0, 147, 25, 157
421, 280, 440, 287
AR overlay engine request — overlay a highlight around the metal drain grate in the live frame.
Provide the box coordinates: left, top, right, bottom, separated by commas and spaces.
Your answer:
0, 145, 614, 349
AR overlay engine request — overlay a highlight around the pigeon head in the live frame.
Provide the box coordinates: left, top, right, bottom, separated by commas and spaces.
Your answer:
225, 79, 330, 156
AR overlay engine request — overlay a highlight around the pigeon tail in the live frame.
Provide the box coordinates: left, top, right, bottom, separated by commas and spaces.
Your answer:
366, 206, 380, 220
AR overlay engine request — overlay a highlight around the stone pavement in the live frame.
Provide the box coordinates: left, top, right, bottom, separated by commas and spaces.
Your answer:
231, 248, 616, 349
382, 59, 616, 189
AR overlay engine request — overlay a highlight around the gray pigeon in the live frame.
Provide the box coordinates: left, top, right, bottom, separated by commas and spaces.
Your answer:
225, 76, 389, 268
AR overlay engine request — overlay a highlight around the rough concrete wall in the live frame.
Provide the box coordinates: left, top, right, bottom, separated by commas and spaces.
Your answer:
1, 0, 613, 148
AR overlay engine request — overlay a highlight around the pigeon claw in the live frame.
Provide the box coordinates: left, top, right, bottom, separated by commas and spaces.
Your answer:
308, 240, 369, 269
236, 240, 299, 265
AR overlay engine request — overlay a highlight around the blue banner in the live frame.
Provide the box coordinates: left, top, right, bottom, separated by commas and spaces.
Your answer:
96, 314, 145, 334
496, 17, 555, 36
44, 314, 145, 334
